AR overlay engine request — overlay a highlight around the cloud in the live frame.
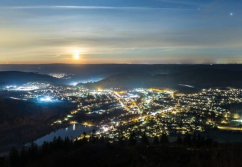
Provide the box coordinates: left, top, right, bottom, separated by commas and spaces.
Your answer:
4, 27, 241, 49
156, 0, 201, 6
0, 2, 241, 64
0, 5, 196, 11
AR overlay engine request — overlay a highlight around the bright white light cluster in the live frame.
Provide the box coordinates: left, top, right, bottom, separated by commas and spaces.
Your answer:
49, 73, 67, 78
70, 82, 78, 86
101, 125, 109, 132
40, 96, 52, 102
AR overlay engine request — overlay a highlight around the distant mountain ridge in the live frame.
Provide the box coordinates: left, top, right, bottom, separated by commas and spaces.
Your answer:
1, 68, 242, 93
0, 71, 65, 86
80, 68, 242, 92
3, 64, 242, 86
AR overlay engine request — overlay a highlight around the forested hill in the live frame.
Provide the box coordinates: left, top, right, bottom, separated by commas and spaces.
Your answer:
0, 98, 76, 154
0, 98, 65, 129
81, 68, 242, 92
0, 71, 64, 86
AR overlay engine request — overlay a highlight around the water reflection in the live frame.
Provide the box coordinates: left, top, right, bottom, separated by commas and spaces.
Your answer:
35, 124, 93, 145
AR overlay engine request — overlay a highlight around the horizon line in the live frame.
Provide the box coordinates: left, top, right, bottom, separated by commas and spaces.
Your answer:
0, 63, 240, 65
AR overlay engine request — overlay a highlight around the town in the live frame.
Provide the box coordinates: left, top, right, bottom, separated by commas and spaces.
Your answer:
4, 83, 242, 144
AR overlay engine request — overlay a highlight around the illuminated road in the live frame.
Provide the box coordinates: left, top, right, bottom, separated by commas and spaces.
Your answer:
218, 126, 242, 131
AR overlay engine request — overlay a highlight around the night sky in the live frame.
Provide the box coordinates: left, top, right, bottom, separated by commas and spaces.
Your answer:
0, 0, 241, 64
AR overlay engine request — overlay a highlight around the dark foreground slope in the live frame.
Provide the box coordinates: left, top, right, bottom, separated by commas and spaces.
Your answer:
82, 68, 242, 92
0, 98, 76, 154
1, 136, 242, 167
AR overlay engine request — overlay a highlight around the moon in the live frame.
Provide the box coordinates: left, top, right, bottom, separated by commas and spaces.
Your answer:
73, 50, 80, 60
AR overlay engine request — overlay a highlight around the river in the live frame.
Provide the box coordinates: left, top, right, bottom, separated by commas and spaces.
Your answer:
34, 124, 93, 145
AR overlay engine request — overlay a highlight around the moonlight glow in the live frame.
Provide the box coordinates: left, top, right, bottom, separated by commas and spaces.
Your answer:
73, 51, 80, 60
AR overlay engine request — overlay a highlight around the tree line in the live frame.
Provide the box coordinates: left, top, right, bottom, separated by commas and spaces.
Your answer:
0, 131, 220, 167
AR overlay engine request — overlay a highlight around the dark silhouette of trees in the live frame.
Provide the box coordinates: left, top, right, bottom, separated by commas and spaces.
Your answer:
141, 132, 149, 145
160, 133, 169, 144
9, 147, 19, 167
183, 133, 191, 146
128, 131, 137, 146
153, 136, 159, 145
175, 133, 216, 149
19, 146, 27, 167
82, 131, 88, 144
0, 157, 5, 167
176, 136, 182, 145
118, 135, 125, 146
205, 138, 214, 147
192, 133, 197, 145
0, 133, 233, 167
89, 129, 97, 143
